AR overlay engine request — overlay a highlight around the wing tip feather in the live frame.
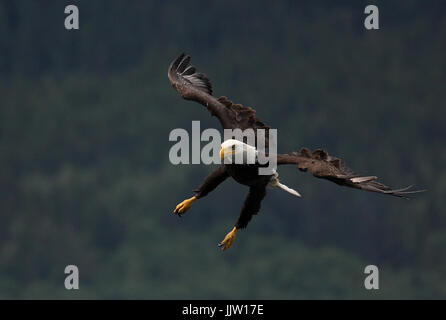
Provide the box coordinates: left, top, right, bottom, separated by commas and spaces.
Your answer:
168, 53, 213, 95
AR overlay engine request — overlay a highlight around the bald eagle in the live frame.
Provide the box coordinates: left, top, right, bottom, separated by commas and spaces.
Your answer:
168, 53, 424, 251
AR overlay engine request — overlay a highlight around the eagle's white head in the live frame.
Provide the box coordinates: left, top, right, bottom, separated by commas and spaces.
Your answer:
220, 139, 257, 164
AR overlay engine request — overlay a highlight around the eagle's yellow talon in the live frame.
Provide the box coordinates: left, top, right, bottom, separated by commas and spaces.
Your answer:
219, 227, 237, 251
173, 196, 197, 215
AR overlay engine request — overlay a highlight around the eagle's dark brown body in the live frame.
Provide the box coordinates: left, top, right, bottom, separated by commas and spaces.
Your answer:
225, 164, 272, 187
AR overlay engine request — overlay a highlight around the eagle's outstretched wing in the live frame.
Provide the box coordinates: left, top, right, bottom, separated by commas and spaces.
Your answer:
278, 148, 425, 199
168, 54, 270, 142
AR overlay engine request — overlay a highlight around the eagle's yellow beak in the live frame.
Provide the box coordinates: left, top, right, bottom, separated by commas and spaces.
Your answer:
220, 147, 236, 160
220, 147, 225, 160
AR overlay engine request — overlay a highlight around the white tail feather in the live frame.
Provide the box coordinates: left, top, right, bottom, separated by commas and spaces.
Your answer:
275, 181, 301, 197
269, 172, 301, 197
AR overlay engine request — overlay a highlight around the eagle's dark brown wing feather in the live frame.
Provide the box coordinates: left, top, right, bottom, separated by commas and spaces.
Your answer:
216, 96, 270, 134
168, 54, 270, 139
278, 148, 425, 199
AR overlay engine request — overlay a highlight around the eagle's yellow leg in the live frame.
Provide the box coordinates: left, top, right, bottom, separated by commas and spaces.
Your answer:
173, 196, 196, 215
218, 227, 237, 251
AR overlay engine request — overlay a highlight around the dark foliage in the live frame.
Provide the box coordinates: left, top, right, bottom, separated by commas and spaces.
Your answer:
0, 0, 444, 299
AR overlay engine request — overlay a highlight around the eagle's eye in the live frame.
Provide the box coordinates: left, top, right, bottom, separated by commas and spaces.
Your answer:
231, 145, 236, 151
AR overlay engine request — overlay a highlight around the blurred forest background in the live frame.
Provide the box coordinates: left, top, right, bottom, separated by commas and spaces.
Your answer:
0, 0, 445, 299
